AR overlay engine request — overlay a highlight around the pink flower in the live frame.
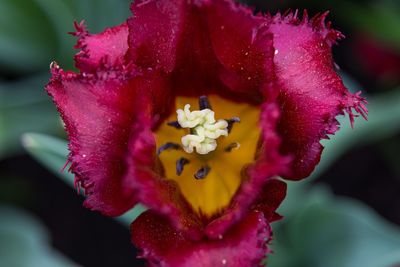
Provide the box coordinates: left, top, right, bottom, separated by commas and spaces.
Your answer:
46, 1, 367, 266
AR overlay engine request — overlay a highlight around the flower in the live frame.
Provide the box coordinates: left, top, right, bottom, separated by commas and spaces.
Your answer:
46, 0, 367, 266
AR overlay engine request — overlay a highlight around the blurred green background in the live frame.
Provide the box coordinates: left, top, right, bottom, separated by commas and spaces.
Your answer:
0, 0, 400, 266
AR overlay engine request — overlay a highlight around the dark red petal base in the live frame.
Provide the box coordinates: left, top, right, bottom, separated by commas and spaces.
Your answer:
132, 210, 271, 267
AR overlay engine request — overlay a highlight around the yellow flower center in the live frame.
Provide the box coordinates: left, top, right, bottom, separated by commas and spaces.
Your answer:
156, 95, 260, 217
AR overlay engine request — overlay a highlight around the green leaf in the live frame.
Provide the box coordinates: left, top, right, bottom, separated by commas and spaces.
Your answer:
22, 133, 146, 226
31, 0, 77, 69
311, 85, 400, 179
337, 1, 400, 51
116, 204, 148, 226
0, 205, 79, 267
0, 0, 132, 74
0, 0, 58, 74
0, 74, 61, 159
70, 0, 131, 33
312, 0, 400, 51
269, 186, 400, 267
21, 133, 72, 185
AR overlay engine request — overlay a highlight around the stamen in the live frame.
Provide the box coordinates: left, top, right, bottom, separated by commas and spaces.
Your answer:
224, 142, 240, 152
226, 117, 240, 133
157, 142, 181, 155
199, 95, 212, 110
167, 121, 182, 129
194, 165, 211, 179
176, 157, 190, 175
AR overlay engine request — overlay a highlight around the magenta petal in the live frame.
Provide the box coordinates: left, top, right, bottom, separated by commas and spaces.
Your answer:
206, 1, 275, 98
123, 125, 203, 238
127, 0, 278, 101
46, 66, 145, 216
127, 0, 222, 97
127, 0, 187, 72
270, 12, 367, 179
205, 102, 290, 239
73, 22, 129, 72
47, 65, 203, 232
132, 210, 271, 267
251, 178, 287, 222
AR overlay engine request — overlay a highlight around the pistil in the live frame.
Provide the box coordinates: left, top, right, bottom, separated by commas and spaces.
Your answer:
176, 96, 229, 155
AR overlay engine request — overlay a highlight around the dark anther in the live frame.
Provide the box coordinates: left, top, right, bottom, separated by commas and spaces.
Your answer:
199, 95, 212, 110
225, 142, 240, 152
167, 121, 182, 129
194, 165, 211, 179
176, 157, 190, 176
157, 142, 181, 155
226, 117, 240, 133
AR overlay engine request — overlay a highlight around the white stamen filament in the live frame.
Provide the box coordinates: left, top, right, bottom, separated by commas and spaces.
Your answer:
177, 104, 228, 154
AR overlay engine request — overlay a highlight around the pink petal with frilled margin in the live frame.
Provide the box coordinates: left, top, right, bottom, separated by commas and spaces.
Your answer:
270, 12, 367, 179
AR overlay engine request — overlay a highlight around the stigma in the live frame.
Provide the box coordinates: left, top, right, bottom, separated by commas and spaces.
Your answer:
158, 95, 242, 180
176, 100, 229, 155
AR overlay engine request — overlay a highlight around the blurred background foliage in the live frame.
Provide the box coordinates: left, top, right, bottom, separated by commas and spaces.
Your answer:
0, 0, 399, 266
